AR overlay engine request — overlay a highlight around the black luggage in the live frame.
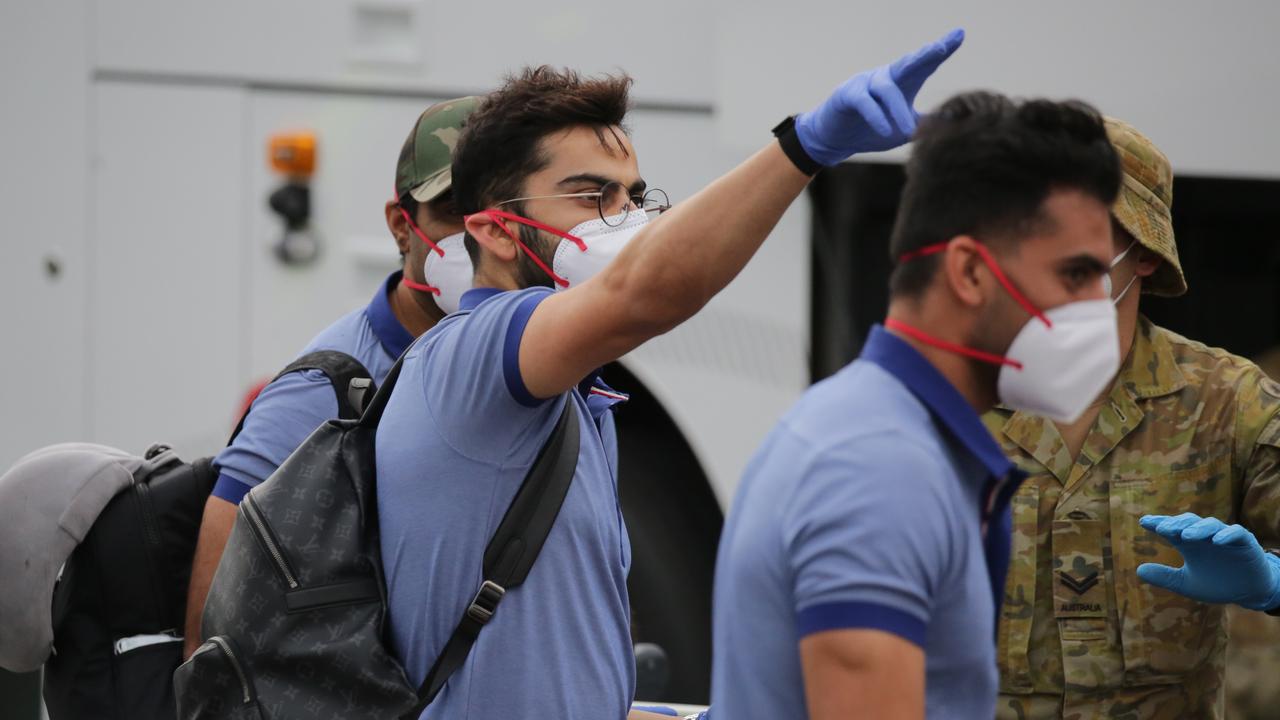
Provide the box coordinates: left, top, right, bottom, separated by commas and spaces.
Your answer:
22, 351, 372, 720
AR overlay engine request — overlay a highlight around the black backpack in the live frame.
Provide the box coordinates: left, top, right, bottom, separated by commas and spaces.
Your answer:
174, 347, 580, 719
42, 351, 373, 720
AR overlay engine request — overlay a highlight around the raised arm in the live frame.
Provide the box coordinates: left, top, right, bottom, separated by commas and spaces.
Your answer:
517, 30, 965, 399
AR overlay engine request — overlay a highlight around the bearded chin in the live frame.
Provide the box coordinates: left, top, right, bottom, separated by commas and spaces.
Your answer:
969, 298, 1015, 387
514, 223, 557, 290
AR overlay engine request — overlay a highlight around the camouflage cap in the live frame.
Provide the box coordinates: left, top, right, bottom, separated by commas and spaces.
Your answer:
395, 96, 479, 203
1104, 117, 1186, 297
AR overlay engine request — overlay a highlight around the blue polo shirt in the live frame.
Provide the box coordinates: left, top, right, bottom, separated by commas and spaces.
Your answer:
212, 272, 412, 503
711, 325, 1024, 719
376, 287, 632, 720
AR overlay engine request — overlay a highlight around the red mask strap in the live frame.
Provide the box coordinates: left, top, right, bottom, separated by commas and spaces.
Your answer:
885, 318, 1024, 370
897, 241, 949, 264
898, 241, 1051, 328
482, 209, 587, 251
397, 205, 444, 257
395, 190, 442, 295
401, 275, 440, 295
468, 209, 573, 288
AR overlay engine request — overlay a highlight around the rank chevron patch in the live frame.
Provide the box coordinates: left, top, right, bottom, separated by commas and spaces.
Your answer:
1059, 570, 1101, 596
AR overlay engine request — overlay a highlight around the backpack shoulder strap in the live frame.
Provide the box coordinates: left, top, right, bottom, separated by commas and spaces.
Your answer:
228, 350, 374, 444
408, 396, 580, 713
358, 308, 474, 430
276, 350, 375, 420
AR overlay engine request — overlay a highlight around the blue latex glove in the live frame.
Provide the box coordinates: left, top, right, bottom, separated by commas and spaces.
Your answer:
1137, 513, 1280, 611
795, 28, 965, 165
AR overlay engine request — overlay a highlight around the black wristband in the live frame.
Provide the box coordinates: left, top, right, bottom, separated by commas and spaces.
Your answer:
772, 115, 822, 176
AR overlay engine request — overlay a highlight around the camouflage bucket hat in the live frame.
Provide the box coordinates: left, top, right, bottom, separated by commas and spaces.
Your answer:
1104, 117, 1186, 297
395, 96, 480, 203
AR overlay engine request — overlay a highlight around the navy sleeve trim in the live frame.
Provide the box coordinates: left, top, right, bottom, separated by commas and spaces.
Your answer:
211, 472, 253, 505
796, 601, 927, 648
502, 291, 551, 408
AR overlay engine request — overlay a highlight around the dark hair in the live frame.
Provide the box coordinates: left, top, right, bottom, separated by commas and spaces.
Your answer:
888, 91, 1121, 297
397, 188, 458, 224
452, 66, 633, 265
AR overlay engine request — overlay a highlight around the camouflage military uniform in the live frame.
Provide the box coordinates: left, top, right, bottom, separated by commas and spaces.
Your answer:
986, 318, 1280, 719
1224, 605, 1280, 719
1224, 352, 1280, 720
980, 115, 1280, 720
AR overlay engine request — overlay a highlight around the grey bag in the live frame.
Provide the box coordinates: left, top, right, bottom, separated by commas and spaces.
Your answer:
0, 443, 174, 673
0, 351, 372, 720
174, 348, 580, 719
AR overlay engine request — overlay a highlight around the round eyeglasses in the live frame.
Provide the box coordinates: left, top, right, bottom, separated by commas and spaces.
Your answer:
494, 182, 671, 228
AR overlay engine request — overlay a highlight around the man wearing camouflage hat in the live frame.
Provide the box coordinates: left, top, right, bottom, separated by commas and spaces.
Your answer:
182, 97, 477, 658
986, 117, 1280, 719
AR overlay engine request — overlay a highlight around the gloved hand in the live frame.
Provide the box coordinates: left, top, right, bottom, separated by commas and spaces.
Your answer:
1137, 513, 1280, 611
795, 28, 964, 165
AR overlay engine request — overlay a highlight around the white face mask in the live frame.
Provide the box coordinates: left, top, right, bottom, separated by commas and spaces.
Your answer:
421, 232, 473, 314
551, 209, 650, 291
888, 239, 1121, 424
395, 197, 472, 314
1102, 241, 1138, 304
475, 206, 652, 291
996, 299, 1120, 423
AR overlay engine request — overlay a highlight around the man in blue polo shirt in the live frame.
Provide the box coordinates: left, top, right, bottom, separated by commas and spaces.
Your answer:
375, 33, 965, 720
711, 91, 1126, 718
181, 97, 478, 658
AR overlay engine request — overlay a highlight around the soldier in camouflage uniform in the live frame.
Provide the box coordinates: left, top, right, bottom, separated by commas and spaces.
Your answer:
986, 118, 1280, 719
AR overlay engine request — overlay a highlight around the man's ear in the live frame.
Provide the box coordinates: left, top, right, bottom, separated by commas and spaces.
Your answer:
464, 212, 519, 263
386, 201, 412, 257
1135, 246, 1162, 279
942, 236, 988, 308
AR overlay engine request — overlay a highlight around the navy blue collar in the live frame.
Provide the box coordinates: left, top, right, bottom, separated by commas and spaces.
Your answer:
366, 271, 415, 360
859, 324, 1016, 482
460, 287, 504, 312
